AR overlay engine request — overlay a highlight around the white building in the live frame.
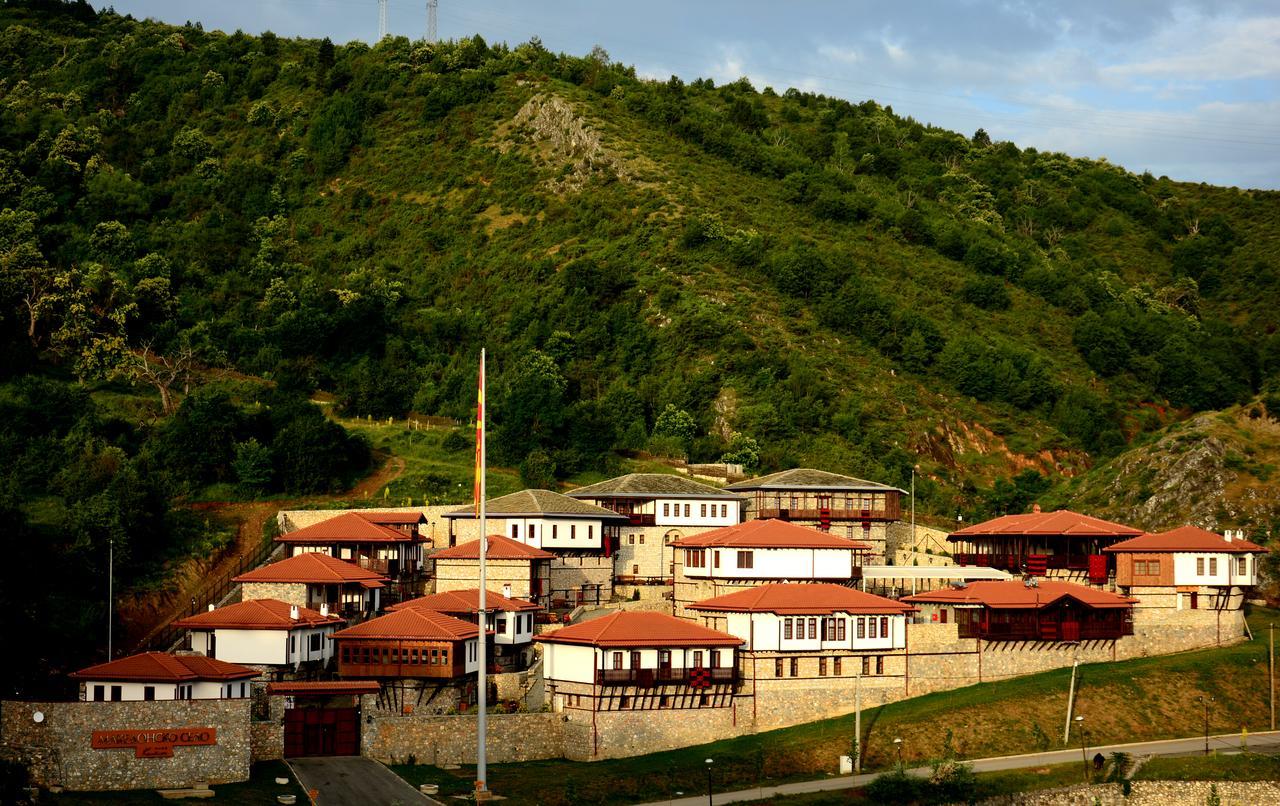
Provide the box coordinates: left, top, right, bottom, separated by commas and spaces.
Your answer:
172, 599, 344, 669
566, 473, 746, 582
1105, 525, 1264, 612
71, 652, 258, 702
233, 552, 387, 616
537, 611, 743, 712
686, 583, 913, 653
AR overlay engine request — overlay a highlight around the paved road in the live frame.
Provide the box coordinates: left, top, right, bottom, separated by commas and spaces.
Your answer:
639, 730, 1280, 806
289, 756, 432, 805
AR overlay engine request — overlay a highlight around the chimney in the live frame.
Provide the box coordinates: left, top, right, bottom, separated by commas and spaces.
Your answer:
290, 605, 299, 621
1224, 530, 1234, 543
207, 604, 215, 612
320, 603, 330, 618
502, 584, 512, 599
1031, 503, 1042, 514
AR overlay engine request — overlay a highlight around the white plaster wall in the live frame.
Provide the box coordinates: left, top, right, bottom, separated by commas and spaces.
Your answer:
653, 498, 740, 528
682, 547, 854, 580
505, 517, 605, 550
1172, 552, 1256, 586
80, 680, 248, 701
543, 642, 596, 685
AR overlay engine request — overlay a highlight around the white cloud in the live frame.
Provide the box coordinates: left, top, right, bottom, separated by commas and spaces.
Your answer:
817, 44, 861, 64
1101, 14, 1280, 83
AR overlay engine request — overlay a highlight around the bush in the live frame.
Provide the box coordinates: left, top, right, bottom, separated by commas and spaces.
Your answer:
959, 276, 1012, 310
442, 429, 471, 452
519, 450, 557, 489
865, 770, 924, 804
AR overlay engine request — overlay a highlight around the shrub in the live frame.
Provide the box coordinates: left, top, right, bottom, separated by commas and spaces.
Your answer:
959, 276, 1012, 310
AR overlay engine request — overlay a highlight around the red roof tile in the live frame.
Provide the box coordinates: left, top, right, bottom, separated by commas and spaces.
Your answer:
266, 680, 380, 695
950, 509, 1142, 539
901, 580, 1136, 610
330, 608, 484, 641
277, 512, 423, 544
71, 652, 258, 682
688, 583, 916, 615
535, 611, 743, 648
172, 599, 344, 631
388, 589, 539, 614
234, 553, 388, 586
672, 519, 871, 550
432, 534, 555, 560
1105, 525, 1264, 554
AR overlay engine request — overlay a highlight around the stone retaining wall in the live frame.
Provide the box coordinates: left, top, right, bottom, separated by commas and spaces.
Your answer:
361, 710, 564, 765
0, 699, 251, 791
983, 780, 1280, 805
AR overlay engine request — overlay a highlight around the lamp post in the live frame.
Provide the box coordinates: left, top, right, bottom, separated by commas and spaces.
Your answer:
1198, 696, 1215, 756
704, 758, 713, 806
893, 737, 903, 772
1075, 716, 1088, 783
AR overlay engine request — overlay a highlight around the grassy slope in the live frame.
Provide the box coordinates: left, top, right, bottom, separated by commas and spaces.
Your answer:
394, 607, 1279, 805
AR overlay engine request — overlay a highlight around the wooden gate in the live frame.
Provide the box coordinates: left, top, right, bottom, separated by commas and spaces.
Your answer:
283, 707, 360, 757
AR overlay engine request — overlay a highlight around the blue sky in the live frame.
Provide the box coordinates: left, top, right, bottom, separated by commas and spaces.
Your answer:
110, 1, 1280, 189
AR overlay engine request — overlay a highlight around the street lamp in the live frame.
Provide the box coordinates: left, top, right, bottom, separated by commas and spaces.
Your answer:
1198, 696, 1215, 756
1074, 716, 1088, 783
704, 758, 713, 806
892, 737, 903, 772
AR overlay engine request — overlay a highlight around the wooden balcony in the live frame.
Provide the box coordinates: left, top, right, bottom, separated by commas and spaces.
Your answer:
595, 668, 737, 687
958, 620, 1133, 642
758, 508, 896, 523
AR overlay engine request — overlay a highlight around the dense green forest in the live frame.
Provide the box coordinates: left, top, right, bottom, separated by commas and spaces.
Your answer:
2, 0, 1279, 692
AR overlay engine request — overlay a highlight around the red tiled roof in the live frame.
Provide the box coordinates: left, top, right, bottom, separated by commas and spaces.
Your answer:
388, 589, 540, 614
535, 611, 743, 648
432, 534, 554, 560
672, 519, 871, 550
172, 599, 344, 631
950, 509, 1142, 539
901, 580, 1137, 610
331, 608, 484, 641
71, 652, 258, 682
266, 680, 380, 695
277, 512, 424, 544
688, 583, 916, 615
1105, 526, 1265, 554
234, 553, 388, 586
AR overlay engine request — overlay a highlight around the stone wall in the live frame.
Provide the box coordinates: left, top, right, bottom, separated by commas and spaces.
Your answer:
986, 780, 1280, 805
239, 581, 306, 606
361, 709, 564, 765
584, 703, 744, 760
250, 695, 284, 762
549, 556, 614, 603
1, 699, 251, 791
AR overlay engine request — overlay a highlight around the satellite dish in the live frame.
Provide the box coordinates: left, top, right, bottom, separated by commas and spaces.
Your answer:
33, 711, 44, 724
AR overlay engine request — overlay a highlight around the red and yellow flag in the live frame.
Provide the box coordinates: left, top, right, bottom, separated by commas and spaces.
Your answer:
474, 353, 485, 514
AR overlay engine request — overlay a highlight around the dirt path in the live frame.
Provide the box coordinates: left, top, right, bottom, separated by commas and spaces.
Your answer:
118, 454, 407, 650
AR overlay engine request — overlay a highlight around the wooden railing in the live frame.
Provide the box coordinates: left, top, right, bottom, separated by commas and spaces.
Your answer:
958, 620, 1134, 642
758, 508, 896, 522
595, 668, 737, 687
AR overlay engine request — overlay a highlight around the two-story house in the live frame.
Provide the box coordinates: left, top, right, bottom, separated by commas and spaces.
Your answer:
430, 534, 553, 607
566, 473, 745, 584
275, 511, 429, 579
723, 468, 905, 561
172, 599, 344, 672
330, 608, 484, 682
443, 490, 629, 606
1104, 526, 1264, 613
902, 580, 1137, 642
671, 519, 873, 616
234, 553, 387, 617
388, 588, 540, 670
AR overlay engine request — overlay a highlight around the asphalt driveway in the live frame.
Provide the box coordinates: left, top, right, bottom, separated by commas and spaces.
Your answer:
289, 756, 433, 805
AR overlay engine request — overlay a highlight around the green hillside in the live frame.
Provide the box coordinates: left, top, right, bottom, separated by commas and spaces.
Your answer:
2, 0, 1280, 690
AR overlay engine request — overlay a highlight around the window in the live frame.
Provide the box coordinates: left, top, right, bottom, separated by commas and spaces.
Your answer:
684, 504, 691, 517
710, 650, 721, 668
1209, 557, 1218, 575
868, 618, 878, 640
290, 635, 296, 655
775, 659, 784, 677
737, 550, 754, 569
612, 652, 624, 670
857, 618, 866, 640
721, 504, 728, 517
824, 619, 837, 641
701, 504, 707, 518
111, 685, 123, 702
588, 525, 594, 541
818, 657, 828, 676
639, 534, 645, 544
881, 617, 889, 638
833, 657, 842, 675
309, 633, 321, 652
630, 651, 642, 669
693, 651, 704, 668
686, 549, 706, 567
784, 618, 793, 640
497, 617, 507, 634
837, 619, 846, 641
629, 535, 635, 545
1238, 557, 1248, 575
93, 685, 105, 702
713, 551, 720, 569
511, 524, 519, 540
789, 658, 799, 677
663, 503, 670, 517
1197, 557, 1205, 575
341, 646, 350, 664
571, 525, 577, 540
1133, 559, 1146, 576
529, 524, 536, 542
808, 618, 818, 639
861, 656, 870, 676
552, 525, 558, 540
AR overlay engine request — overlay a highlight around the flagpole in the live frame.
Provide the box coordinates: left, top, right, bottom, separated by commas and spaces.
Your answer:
476, 348, 488, 795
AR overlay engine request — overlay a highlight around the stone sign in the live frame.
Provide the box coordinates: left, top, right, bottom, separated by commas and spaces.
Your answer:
91, 727, 217, 758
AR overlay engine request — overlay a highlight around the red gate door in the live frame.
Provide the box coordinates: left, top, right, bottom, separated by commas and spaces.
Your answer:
284, 707, 360, 757
1062, 620, 1080, 642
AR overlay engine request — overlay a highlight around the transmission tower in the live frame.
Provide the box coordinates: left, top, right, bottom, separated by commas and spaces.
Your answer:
378, 0, 388, 39
427, 0, 438, 44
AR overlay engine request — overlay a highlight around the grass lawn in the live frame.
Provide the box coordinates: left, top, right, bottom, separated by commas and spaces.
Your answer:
44, 761, 306, 805
390, 607, 1280, 805
1135, 751, 1280, 782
